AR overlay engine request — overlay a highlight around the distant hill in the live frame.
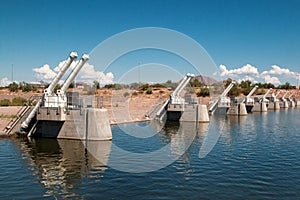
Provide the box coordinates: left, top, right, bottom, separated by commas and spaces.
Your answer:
192, 75, 218, 86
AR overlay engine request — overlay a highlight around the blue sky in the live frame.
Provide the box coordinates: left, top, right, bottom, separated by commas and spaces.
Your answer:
0, 0, 299, 85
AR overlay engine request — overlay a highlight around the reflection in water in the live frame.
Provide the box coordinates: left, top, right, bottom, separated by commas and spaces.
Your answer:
108, 121, 199, 173
14, 138, 111, 199
226, 115, 247, 126
164, 122, 198, 178
163, 122, 211, 176
2, 109, 299, 199
164, 122, 197, 156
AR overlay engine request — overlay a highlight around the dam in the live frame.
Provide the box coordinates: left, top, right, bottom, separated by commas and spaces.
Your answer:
3, 52, 112, 140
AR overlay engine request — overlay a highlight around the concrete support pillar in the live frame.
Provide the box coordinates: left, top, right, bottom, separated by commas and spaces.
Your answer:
239, 103, 247, 116
227, 105, 239, 116
57, 108, 112, 140
198, 105, 210, 123
288, 101, 295, 108
261, 102, 268, 112
279, 101, 289, 108
252, 102, 267, 112
85, 108, 112, 140
227, 103, 248, 116
268, 102, 280, 110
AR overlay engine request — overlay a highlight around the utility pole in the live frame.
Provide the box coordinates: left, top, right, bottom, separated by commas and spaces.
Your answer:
138, 62, 141, 84
11, 64, 14, 83
297, 73, 300, 90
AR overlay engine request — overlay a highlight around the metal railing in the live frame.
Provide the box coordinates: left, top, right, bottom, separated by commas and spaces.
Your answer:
2, 95, 41, 134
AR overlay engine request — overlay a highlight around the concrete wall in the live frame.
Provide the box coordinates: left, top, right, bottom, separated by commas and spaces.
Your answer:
268, 102, 280, 110
179, 105, 197, 122
252, 102, 267, 112
167, 104, 209, 123
227, 103, 247, 116
37, 107, 66, 121
288, 101, 295, 107
33, 108, 112, 140
279, 101, 289, 108
198, 105, 210, 123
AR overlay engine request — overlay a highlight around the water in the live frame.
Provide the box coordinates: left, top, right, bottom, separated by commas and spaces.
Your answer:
0, 108, 299, 199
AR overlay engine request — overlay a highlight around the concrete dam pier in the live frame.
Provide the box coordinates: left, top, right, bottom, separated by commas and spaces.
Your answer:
4, 52, 112, 140
252, 88, 272, 112
153, 73, 210, 123
32, 102, 112, 140
208, 81, 247, 116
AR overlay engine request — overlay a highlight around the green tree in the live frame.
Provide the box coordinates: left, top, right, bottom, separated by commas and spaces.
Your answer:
69, 81, 75, 88
21, 83, 33, 92
104, 84, 114, 89
240, 80, 251, 88
93, 81, 100, 89
241, 87, 252, 96
278, 82, 294, 89
54, 84, 61, 93
190, 79, 203, 87
8, 82, 18, 92
130, 82, 140, 90
228, 84, 241, 96
104, 83, 124, 90
196, 87, 210, 97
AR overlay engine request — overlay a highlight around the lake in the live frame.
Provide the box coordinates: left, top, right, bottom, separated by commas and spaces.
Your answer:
0, 108, 299, 199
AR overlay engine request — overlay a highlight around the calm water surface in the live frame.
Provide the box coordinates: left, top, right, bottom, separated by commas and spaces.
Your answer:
0, 108, 299, 199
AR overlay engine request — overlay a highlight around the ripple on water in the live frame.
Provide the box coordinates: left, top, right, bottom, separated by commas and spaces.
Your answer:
0, 109, 300, 199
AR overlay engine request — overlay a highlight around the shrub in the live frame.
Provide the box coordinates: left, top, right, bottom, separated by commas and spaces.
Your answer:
22, 84, 33, 92
11, 97, 27, 106
151, 83, 165, 88
132, 91, 138, 96
139, 84, 150, 91
146, 88, 152, 94
123, 92, 130, 97
0, 99, 10, 106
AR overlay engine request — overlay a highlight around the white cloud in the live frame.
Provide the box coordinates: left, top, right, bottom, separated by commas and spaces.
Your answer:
52, 58, 114, 84
33, 60, 114, 84
80, 63, 114, 84
218, 64, 299, 85
0, 77, 12, 87
219, 64, 259, 77
264, 75, 281, 85
33, 64, 57, 80
237, 76, 258, 84
261, 65, 295, 76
